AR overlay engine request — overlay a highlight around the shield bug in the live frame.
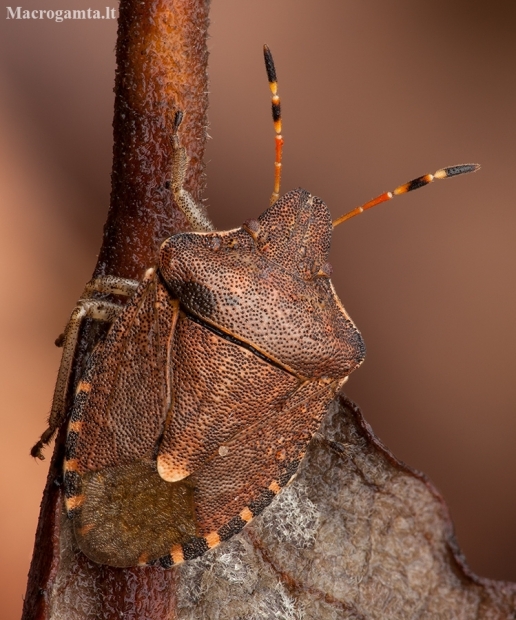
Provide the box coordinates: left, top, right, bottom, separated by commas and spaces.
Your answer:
32, 46, 479, 568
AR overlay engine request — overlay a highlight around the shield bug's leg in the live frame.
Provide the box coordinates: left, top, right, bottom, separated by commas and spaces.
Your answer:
263, 45, 283, 206
170, 111, 214, 232
81, 275, 139, 300
332, 164, 480, 228
31, 276, 139, 459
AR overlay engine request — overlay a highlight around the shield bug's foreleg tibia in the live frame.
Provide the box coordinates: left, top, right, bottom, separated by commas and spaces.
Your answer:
332, 163, 480, 228
31, 276, 139, 460
170, 111, 214, 233
263, 45, 284, 206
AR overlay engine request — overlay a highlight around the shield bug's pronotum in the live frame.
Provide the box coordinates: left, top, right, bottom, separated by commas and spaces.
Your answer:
32, 45, 479, 568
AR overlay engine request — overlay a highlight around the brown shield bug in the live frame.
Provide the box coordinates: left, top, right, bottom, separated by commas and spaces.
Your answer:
31, 46, 479, 568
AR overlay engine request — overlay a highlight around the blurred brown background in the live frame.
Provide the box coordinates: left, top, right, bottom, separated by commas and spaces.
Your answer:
1, 1, 515, 617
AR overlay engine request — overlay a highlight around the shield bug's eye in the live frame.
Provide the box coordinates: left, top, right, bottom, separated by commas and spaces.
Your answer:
242, 219, 261, 240
210, 236, 222, 251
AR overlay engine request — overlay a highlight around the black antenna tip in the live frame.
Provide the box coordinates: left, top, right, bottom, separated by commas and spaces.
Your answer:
433, 163, 480, 180
441, 163, 480, 178
263, 44, 277, 84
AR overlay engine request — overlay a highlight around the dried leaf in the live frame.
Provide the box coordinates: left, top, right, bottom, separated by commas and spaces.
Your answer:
170, 396, 516, 619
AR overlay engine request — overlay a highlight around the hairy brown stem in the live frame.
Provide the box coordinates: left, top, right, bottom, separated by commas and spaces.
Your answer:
22, 1, 210, 618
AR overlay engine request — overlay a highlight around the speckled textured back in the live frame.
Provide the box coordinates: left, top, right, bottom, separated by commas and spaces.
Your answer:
160, 188, 366, 379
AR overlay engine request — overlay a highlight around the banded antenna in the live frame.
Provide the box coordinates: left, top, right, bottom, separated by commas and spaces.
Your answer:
262, 47, 479, 223
332, 164, 480, 228
263, 45, 284, 206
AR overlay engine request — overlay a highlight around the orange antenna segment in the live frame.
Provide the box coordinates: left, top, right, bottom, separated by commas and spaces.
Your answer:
263, 44, 284, 205
332, 164, 480, 228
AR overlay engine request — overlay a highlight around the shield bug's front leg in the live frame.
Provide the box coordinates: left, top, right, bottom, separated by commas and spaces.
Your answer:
171, 111, 214, 233
31, 276, 139, 459
81, 275, 140, 300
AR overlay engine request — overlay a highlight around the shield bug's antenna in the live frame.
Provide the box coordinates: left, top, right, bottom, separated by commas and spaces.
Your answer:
332, 164, 480, 228
263, 44, 284, 205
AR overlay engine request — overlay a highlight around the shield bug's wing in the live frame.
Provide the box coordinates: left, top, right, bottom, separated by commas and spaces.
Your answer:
193, 378, 342, 536
154, 378, 341, 566
74, 462, 196, 567
64, 269, 197, 567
